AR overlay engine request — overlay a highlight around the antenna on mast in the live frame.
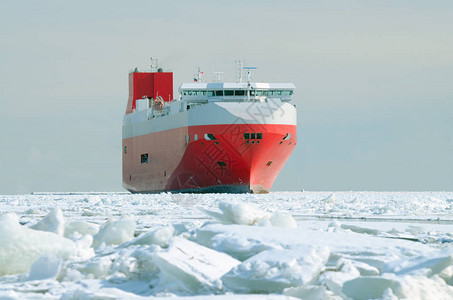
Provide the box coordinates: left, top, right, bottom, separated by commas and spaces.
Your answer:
150, 57, 158, 72
243, 66, 257, 102
194, 66, 203, 82
243, 66, 257, 83
235, 60, 245, 83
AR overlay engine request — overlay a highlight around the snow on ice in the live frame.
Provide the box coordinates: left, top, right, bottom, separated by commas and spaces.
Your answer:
0, 191, 452, 299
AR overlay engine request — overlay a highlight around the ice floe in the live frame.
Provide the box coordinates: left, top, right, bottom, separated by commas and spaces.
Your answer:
0, 213, 76, 276
153, 237, 240, 293
222, 246, 330, 293
31, 207, 65, 236
0, 191, 452, 299
92, 215, 136, 248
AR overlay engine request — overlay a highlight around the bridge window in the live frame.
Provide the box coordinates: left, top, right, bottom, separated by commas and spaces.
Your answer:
208, 91, 214, 96
224, 90, 234, 96
141, 153, 148, 164
215, 90, 223, 96
257, 133, 263, 139
235, 90, 245, 96
243, 133, 250, 139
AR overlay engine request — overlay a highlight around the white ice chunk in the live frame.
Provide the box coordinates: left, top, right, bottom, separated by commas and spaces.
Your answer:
120, 225, 174, 248
79, 256, 114, 278
93, 216, 136, 248
31, 207, 65, 236
340, 224, 380, 236
83, 195, 102, 205
284, 285, 328, 300
0, 213, 75, 275
328, 220, 342, 229
406, 225, 425, 235
438, 266, 453, 284
349, 259, 380, 276
200, 201, 297, 229
27, 255, 62, 281
396, 275, 453, 299
153, 237, 240, 292
65, 221, 99, 237
214, 232, 279, 261
222, 246, 330, 293
196, 223, 430, 268
343, 274, 453, 299
270, 213, 297, 228
25, 208, 42, 215
72, 234, 95, 261
320, 259, 360, 295
321, 193, 335, 204
130, 246, 162, 281
200, 201, 271, 225
342, 276, 400, 299
384, 250, 453, 277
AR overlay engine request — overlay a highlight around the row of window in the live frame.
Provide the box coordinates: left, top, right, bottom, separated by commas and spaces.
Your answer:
181, 90, 293, 97
243, 133, 263, 140
185, 132, 265, 142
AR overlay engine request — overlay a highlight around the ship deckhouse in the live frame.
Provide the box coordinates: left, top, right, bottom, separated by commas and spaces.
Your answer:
179, 83, 295, 104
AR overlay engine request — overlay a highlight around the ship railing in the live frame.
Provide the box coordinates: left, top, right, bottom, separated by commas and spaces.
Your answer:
181, 95, 292, 103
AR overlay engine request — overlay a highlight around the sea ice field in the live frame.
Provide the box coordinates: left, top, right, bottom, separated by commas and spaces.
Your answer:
1, 191, 453, 299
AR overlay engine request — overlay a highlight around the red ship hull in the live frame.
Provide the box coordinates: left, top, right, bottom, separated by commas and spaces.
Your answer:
122, 123, 296, 193
122, 69, 297, 193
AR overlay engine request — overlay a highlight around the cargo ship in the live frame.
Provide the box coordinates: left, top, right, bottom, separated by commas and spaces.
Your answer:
122, 62, 297, 193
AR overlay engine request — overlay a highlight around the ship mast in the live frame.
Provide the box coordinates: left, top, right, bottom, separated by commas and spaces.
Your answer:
243, 66, 256, 102
194, 66, 203, 82
235, 60, 245, 83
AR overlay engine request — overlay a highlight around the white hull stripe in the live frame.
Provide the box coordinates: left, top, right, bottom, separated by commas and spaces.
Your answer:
122, 101, 297, 139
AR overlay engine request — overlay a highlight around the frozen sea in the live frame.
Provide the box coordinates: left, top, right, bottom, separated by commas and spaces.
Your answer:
1, 191, 453, 299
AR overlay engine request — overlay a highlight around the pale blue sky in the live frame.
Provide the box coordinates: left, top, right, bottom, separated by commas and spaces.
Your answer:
1, 0, 452, 193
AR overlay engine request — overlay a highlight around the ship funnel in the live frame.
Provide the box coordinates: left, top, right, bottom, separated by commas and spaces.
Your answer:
126, 70, 173, 114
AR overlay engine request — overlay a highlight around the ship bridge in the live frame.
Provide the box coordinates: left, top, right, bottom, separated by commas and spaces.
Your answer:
179, 82, 295, 104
